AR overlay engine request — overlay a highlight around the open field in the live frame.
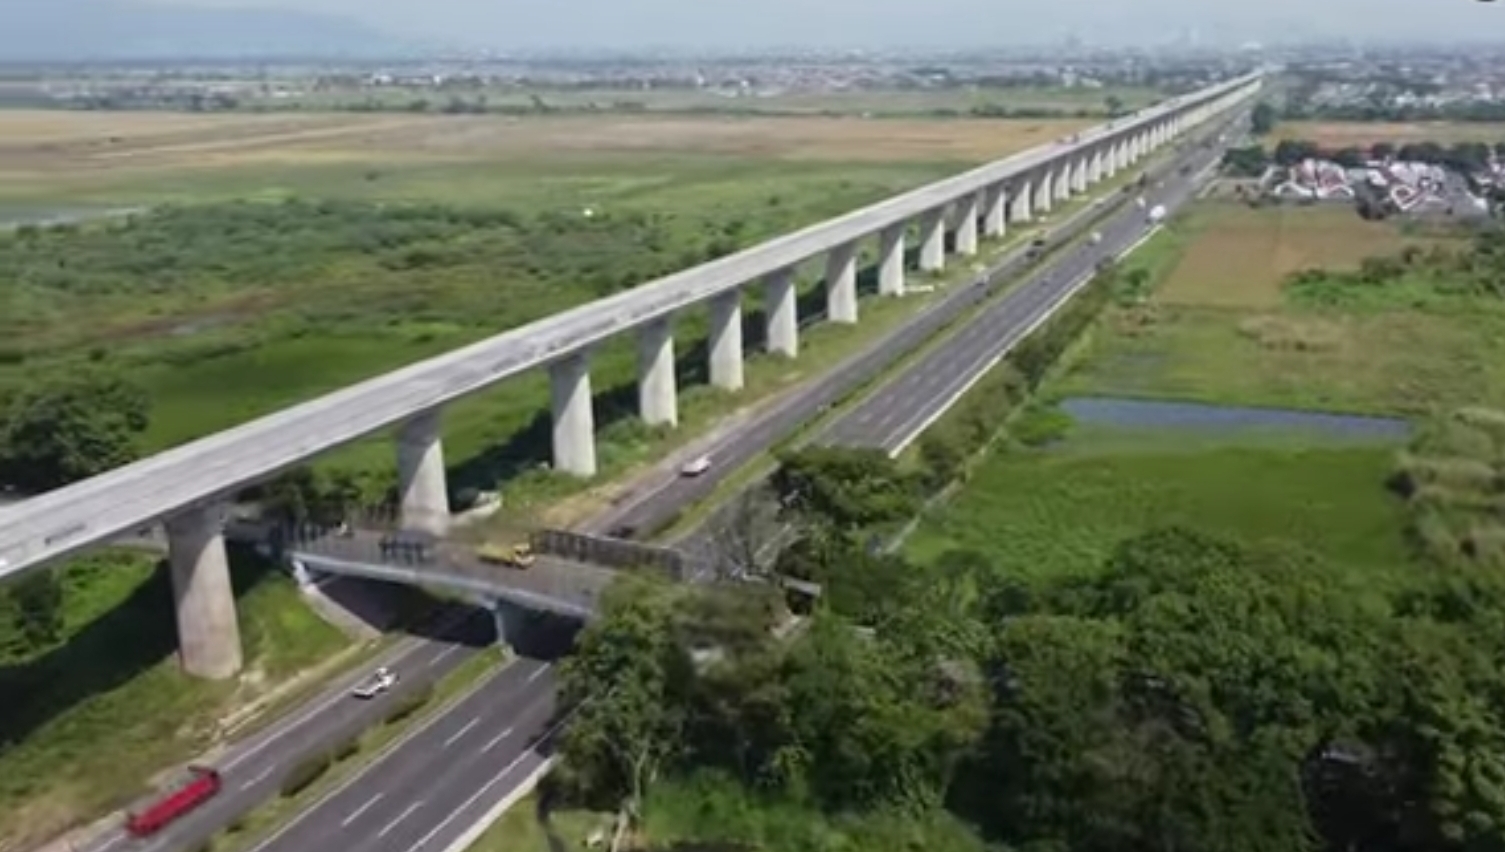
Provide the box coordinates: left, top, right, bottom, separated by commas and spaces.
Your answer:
907, 437, 1410, 588
1154, 204, 1438, 309
1057, 202, 1505, 415
1274, 119, 1505, 148
0, 109, 1090, 212
243, 84, 1166, 118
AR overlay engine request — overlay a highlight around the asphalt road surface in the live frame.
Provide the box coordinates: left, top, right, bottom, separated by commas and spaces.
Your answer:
95, 110, 1246, 852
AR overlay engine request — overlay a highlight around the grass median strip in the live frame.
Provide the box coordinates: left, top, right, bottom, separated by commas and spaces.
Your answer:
201, 647, 507, 852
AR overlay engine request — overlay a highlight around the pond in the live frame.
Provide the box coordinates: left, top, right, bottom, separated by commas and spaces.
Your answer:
1058, 396, 1411, 442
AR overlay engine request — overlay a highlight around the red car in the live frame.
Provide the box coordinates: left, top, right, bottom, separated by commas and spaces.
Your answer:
125, 766, 221, 837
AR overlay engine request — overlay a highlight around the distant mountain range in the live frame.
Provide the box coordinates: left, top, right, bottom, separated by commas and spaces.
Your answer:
2, 0, 418, 61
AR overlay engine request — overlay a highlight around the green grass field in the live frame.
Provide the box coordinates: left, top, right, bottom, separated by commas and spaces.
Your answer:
1055, 203, 1505, 416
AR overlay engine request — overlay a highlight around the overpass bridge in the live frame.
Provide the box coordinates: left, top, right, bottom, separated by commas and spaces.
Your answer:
0, 70, 1264, 678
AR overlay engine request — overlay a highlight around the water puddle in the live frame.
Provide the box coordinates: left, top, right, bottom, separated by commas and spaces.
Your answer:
1059, 396, 1410, 442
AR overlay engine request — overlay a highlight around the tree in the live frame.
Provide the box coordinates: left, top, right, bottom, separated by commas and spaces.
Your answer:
1250, 101, 1278, 135
1104, 94, 1126, 117
0, 372, 150, 493
769, 446, 922, 531
558, 575, 689, 823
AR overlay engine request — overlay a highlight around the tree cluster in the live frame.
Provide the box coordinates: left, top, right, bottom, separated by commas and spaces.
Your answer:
563, 438, 1505, 851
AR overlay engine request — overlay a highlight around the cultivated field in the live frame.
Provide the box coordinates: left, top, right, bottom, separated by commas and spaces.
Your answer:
1275, 120, 1505, 148
1059, 201, 1505, 416
1155, 204, 1437, 309
0, 109, 1090, 212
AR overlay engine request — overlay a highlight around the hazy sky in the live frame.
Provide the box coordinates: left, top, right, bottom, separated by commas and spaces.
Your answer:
158, 0, 1504, 49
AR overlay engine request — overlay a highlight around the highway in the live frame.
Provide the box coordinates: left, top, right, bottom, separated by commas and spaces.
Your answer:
86, 608, 495, 852
79, 108, 1248, 852
0, 71, 1260, 579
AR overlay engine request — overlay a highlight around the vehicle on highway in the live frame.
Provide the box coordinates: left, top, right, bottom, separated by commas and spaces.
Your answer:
680, 455, 713, 477
352, 666, 398, 699
607, 524, 638, 539
125, 766, 222, 837
1147, 204, 1168, 224
379, 528, 436, 563
477, 541, 535, 568
1089, 231, 1103, 245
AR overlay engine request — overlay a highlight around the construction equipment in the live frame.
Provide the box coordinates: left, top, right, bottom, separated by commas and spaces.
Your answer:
478, 542, 535, 568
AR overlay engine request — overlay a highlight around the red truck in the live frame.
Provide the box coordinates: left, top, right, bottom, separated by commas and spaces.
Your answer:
125, 766, 221, 837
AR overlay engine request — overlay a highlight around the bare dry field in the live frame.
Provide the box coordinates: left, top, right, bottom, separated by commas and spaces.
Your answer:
1158, 203, 1435, 309
0, 109, 1089, 193
1276, 120, 1505, 148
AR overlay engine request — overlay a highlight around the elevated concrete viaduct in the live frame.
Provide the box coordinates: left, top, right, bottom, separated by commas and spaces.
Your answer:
0, 71, 1263, 678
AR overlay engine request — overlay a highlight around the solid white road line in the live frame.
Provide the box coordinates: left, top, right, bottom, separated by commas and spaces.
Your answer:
428, 645, 461, 668
341, 793, 384, 828
443, 718, 481, 748
377, 801, 423, 838
525, 665, 549, 683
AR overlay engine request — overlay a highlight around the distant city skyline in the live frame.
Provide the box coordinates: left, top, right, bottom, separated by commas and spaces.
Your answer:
157, 0, 1503, 51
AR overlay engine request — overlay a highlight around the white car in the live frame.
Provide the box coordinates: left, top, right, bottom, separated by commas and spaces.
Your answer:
680, 455, 712, 477
352, 667, 397, 699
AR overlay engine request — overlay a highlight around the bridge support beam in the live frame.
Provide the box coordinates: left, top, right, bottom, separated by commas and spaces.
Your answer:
396, 409, 449, 535
708, 290, 743, 391
983, 184, 1006, 238
954, 193, 979, 256
918, 208, 945, 272
636, 318, 677, 427
166, 503, 242, 680
764, 267, 798, 358
549, 352, 596, 478
1033, 171, 1053, 214
878, 224, 905, 296
825, 241, 858, 324
1010, 180, 1032, 223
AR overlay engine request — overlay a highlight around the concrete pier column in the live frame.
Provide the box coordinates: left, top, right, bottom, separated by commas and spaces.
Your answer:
878, 224, 905, 296
1104, 144, 1119, 178
1071, 157, 1088, 193
825, 241, 858, 324
549, 351, 596, 478
918, 208, 945, 272
764, 267, 798, 358
983, 184, 1007, 237
396, 408, 449, 535
1054, 165, 1071, 201
954, 193, 979, 256
166, 503, 242, 680
1089, 150, 1104, 184
708, 290, 743, 391
1010, 180, 1033, 223
636, 317, 677, 427
1032, 171, 1053, 214
1115, 141, 1129, 172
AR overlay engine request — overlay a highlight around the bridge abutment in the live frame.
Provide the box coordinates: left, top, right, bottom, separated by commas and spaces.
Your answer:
166, 503, 243, 679
550, 351, 597, 477
708, 290, 744, 391
637, 318, 678, 427
825, 241, 858, 324
764, 267, 798, 358
396, 409, 449, 535
878, 224, 905, 296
